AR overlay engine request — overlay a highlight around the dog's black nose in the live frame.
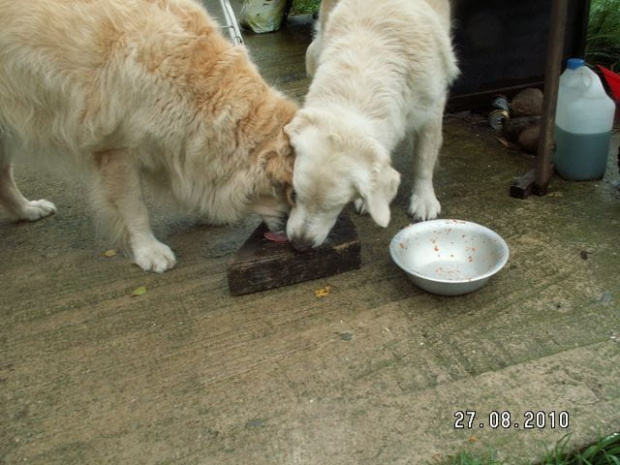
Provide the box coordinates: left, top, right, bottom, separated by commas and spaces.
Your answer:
290, 237, 313, 253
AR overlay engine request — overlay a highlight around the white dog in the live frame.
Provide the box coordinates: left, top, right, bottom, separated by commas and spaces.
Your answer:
285, 0, 459, 249
0, 0, 297, 272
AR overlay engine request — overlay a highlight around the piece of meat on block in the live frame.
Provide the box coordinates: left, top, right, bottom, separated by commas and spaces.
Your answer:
227, 214, 361, 296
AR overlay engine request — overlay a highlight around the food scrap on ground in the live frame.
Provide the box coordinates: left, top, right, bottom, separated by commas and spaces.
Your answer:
314, 285, 332, 298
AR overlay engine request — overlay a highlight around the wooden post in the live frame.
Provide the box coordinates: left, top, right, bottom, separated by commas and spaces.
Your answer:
510, 0, 569, 198
535, 0, 568, 194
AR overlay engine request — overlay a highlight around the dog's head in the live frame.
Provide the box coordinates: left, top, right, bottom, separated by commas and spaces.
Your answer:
250, 127, 297, 233
284, 110, 400, 250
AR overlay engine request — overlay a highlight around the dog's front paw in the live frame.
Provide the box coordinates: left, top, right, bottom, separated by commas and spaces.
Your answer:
17, 199, 57, 221
354, 198, 368, 216
408, 193, 441, 221
133, 240, 176, 273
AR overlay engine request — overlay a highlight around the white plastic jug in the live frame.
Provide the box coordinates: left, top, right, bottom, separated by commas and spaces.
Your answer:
553, 58, 616, 180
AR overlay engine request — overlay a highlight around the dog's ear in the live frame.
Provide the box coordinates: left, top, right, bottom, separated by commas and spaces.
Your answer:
260, 133, 295, 187
284, 110, 314, 138
263, 152, 294, 186
353, 142, 401, 228
357, 165, 400, 227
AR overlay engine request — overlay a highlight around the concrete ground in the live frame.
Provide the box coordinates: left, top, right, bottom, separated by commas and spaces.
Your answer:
2, 4, 620, 465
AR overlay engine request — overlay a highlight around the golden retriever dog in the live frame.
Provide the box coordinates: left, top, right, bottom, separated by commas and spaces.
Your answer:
285, 0, 459, 250
0, 0, 297, 272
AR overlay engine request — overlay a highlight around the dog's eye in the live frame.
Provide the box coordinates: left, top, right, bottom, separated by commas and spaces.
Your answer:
287, 187, 297, 206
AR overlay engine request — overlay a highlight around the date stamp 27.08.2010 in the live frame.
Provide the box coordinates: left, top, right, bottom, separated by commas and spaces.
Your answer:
454, 411, 570, 430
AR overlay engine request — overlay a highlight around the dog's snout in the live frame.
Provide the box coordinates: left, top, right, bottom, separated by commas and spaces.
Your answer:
290, 235, 314, 253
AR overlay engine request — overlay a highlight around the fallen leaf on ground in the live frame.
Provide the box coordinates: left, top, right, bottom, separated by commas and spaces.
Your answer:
314, 285, 331, 298
131, 286, 147, 297
102, 249, 118, 257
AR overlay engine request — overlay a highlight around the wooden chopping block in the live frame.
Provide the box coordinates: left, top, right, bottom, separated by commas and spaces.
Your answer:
227, 214, 361, 296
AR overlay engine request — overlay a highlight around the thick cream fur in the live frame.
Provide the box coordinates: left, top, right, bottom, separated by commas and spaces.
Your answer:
0, 0, 297, 272
287, 0, 459, 248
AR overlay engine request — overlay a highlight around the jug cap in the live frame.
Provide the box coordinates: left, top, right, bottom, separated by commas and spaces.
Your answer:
566, 58, 585, 70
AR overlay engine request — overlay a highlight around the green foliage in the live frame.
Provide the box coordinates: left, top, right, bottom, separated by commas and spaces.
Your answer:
440, 434, 620, 465
290, 0, 321, 15
450, 449, 505, 465
568, 433, 620, 465
587, 0, 620, 71
538, 433, 620, 465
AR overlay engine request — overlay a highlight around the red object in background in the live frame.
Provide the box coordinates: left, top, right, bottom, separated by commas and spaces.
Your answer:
597, 65, 620, 102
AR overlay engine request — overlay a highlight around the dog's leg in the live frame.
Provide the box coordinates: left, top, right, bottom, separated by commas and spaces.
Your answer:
408, 114, 443, 221
353, 198, 367, 215
93, 149, 176, 273
0, 136, 56, 221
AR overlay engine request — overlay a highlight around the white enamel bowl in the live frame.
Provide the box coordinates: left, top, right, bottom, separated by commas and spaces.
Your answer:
390, 220, 509, 296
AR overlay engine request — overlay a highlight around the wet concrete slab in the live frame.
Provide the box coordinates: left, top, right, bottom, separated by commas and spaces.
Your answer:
1, 4, 619, 465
